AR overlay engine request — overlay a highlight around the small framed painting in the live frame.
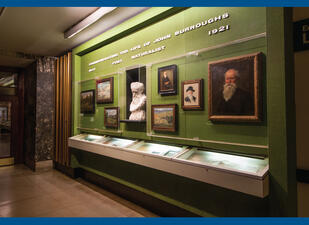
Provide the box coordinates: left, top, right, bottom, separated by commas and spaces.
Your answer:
158, 65, 177, 96
181, 79, 204, 110
0, 106, 8, 121
151, 104, 177, 132
96, 77, 113, 104
104, 107, 119, 128
80, 90, 95, 114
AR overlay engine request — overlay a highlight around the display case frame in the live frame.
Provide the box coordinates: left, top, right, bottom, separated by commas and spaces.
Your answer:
69, 133, 269, 198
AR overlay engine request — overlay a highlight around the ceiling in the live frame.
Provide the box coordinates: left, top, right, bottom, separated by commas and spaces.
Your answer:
0, 7, 149, 68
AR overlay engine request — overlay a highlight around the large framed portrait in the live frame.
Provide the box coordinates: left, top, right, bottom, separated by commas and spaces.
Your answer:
208, 52, 262, 122
96, 77, 113, 104
104, 107, 119, 128
151, 104, 177, 132
158, 65, 177, 96
182, 79, 204, 110
80, 90, 95, 114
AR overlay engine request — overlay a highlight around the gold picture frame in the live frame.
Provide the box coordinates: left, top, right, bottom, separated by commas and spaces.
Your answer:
208, 52, 262, 122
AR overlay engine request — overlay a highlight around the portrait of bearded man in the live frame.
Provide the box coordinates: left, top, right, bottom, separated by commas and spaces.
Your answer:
214, 69, 254, 115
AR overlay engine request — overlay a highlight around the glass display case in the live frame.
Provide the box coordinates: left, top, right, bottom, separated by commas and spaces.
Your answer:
129, 141, 186, 158
176, 148, 268, 178
69, 133, 269, 197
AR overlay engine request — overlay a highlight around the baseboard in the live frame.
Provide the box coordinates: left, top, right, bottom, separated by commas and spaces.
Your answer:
78, 168, 199, 217
53, 161, 80, 178
0, 157, 14, 167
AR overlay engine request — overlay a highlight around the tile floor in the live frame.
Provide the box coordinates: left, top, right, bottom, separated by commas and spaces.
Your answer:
0, 161, 157, 217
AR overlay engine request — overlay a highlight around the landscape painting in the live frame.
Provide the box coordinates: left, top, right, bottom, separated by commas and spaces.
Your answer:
96, 77, 113, 103
104, 107, 119, 128
151, 104, 177, 132
80, 90, 95, 114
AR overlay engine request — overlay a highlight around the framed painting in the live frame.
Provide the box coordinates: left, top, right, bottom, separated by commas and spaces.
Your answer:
208, 52, 262, 122
0, 106, 8, 121
158, 65, 177, 96
96, 77, 113, 104
181, 79, 204, 110
151, 104, 177, 132
104, 107, 119, 128
80, 90, 95, 114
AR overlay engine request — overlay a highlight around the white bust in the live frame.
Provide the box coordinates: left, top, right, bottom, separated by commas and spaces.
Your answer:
129, 82, 146, 120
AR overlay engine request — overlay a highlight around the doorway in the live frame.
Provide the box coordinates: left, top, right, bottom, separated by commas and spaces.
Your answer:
0, 69, 22, 166
0, 101, 12, 159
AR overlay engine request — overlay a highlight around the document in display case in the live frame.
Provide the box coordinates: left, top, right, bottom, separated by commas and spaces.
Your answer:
176, 148, 268, 178
129, 141, 185, 158
103, 137, 137, 148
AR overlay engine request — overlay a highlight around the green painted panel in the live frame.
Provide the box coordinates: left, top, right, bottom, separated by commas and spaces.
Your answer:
79, 7, 266, 80
71, 149, 269, 217
74, 7, 268, 155
69, 7, 296, 217
266, 8, 297, 216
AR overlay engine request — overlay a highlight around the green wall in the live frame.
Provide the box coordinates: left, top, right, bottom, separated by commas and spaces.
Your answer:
71, 7, 297, 216
74, 7, 268, 156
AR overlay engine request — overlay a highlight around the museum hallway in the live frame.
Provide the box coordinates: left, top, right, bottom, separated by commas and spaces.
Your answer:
0, 161, 156, 217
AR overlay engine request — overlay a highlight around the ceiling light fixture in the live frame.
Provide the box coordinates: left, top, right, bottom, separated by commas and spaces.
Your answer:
64, 7, 117, 39
0, 7, 6, 17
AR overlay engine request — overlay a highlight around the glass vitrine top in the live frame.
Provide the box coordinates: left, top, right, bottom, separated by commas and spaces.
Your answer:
103, 137, 136, 148
129, 142, 185, 157
76, 134, 107, 142
177, 148, 268, 175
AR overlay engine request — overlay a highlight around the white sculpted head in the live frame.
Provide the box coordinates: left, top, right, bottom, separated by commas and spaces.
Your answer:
131, 82, 144, 98
129, 82, 146, 121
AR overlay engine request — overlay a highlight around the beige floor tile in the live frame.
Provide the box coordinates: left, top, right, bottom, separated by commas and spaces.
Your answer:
37, 207, 76, 217
0, 165, 33, 178
0, 195, 64, 217
0, 186, 46, 207
0, 164, 156, 217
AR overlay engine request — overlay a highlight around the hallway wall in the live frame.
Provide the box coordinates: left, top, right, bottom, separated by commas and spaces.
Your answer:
293, 7, 309, 217
24, 57, 56, 170
35, 57, 55, 162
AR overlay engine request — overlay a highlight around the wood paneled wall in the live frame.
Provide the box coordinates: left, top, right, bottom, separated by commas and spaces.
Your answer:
54, 52, 72, 166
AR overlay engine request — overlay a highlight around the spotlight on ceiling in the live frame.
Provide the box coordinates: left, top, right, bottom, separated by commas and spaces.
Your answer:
64, 7, 117, 39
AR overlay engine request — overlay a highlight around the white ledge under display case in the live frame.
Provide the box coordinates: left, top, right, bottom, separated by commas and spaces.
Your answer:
68, 134, 269, 198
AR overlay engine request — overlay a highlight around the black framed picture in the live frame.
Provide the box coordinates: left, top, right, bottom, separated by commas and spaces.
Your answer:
80, 90, 95, 114
208, 52, 262, 122
158, 65, 177, 96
